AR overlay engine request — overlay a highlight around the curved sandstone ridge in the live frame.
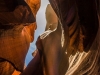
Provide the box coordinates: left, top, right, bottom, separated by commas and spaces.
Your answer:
0, 0, 41, 74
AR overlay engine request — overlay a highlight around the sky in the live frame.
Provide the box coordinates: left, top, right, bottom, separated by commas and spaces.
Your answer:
25, 0, 50, 65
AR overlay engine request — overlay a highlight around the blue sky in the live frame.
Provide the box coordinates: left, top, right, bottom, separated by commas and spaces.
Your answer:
25, 0, 50, 65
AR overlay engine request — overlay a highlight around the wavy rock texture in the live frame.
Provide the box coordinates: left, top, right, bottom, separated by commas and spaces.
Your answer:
0, 0, 100, 75
49, 0, 100, 75
0, 0, 40, 74
21, 0, 100, 75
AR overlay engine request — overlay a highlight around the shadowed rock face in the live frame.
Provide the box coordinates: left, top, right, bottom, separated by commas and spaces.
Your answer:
49, 0, 99, 52
49, 0, 100, 75
0, 0, 35, 24
0, 0, 40, 74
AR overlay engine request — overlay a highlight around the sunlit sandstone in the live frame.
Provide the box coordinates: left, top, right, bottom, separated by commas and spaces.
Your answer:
0, 0, 41, 75
45, 4, 58, 30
